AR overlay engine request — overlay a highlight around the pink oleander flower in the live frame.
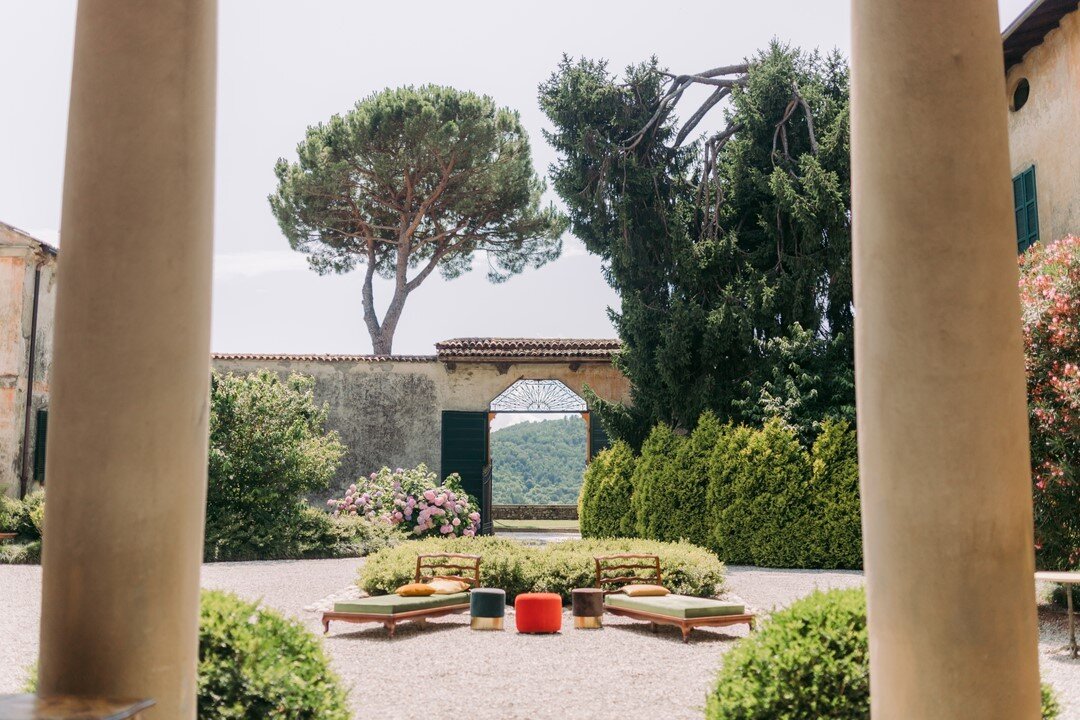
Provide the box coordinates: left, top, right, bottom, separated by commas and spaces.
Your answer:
440, 524, 454, 534
423, 490, 437, 502
452, 517, 461, 527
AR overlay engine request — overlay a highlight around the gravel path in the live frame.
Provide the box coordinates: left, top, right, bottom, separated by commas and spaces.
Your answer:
2, 561, 1077, 719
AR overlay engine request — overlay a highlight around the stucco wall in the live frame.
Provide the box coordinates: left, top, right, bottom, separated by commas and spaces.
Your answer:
211, 356, 631, 494
1006, 10, 1080, 243
0, 227, 56, 498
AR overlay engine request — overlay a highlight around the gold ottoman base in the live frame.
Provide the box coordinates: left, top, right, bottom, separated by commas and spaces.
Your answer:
574, 615, 603, 629
471, 616, 504, 631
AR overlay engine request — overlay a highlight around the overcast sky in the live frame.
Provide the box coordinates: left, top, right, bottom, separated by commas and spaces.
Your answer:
0, 1, 1032, 355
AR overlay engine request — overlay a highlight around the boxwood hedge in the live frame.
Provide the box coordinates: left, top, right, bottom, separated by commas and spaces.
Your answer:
358, 536, 725, 603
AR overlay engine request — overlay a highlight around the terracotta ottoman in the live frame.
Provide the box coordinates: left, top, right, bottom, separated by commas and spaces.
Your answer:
514, 592, 562, 634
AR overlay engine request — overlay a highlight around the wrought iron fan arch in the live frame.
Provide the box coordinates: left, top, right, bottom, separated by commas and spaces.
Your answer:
489, 379, 588, 413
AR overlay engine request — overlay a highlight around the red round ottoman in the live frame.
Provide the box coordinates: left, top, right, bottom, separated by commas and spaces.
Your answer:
514, 592, 562, 634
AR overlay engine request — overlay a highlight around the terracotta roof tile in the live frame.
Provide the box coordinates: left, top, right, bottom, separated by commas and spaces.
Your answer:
435, 337, 620, 361
212, 353, 436, 363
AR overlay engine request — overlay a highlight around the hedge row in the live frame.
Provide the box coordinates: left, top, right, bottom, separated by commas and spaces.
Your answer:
358, 536, 725, 603
580, 415, 862, 569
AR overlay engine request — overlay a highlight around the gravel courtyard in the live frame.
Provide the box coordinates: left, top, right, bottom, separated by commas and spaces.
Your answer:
1, 559, 1076, 719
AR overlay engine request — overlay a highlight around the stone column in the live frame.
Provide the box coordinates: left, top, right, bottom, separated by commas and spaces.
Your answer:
851, 1, 1041, 717
38, 1, 216, 718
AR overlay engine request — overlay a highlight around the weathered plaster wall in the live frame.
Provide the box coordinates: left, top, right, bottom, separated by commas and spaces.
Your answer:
0, 225, 56, 497
1006, 10, 1080, 242
210, 356, 631, 493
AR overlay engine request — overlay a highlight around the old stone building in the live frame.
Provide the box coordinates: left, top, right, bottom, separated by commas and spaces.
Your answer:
0, 222, 57, 498
1004, 0, 1080, 251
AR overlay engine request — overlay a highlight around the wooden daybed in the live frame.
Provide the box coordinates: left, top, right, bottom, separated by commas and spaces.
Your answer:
322, 552, 481, 638
594, 553, 756, 643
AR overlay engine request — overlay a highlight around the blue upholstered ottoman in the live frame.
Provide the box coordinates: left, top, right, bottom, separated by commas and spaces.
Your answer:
470, 588, 506, 630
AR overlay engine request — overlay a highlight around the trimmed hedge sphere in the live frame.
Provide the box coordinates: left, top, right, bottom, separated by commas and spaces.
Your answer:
706, 587, 1060, 720
199, 590, 350, 720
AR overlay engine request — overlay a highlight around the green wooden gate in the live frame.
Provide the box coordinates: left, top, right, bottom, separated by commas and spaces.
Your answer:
440, 411, 490, 533
588, 413, 611, 460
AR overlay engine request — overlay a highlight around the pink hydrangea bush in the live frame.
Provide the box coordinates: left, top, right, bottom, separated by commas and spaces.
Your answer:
327, 464, 481, 538
1019, 236, 1080, 569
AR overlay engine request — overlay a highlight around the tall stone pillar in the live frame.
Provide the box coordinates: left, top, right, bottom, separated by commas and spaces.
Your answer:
38, 1, 216, 718
851, 1, 1041, 717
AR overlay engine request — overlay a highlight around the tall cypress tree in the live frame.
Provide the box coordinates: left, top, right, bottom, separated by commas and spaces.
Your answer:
540, 42, 852, 446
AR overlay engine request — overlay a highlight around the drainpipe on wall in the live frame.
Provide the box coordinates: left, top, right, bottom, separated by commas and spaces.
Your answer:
19, 261, 42, 499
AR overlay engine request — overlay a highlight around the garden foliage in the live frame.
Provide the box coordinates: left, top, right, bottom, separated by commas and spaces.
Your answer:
541, 43, 853, 446
580, 418, 862, 569
705, 587, 1059, 720
205, 371, 351, 560
198, 590, 351, 720
358, 537, 724, 603
578, 440, 637, 538
327, 464, 480, 538
0, 490, 44, 564
25, 590, 353, 719
270, 84, 566, 355
1019, 236, 1080, 570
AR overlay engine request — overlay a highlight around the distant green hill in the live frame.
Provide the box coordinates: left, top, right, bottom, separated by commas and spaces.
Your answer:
491, 416, 587, 505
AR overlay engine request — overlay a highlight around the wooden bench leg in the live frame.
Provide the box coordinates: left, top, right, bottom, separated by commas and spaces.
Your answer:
322, 617, 330, 635
681, 625, 692, 643
384, 620, 396, 638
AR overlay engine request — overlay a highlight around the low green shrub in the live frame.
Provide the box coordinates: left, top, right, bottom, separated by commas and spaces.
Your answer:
199, 590, 350, 719
358, 537, 725, 603
578, 441, 637, 538
706, 587, 1060, 720
0, 490, 45, 541
0, 491, 46, 563
26, 590, 352, 719
0, 540, 41, 565
206, 505, 401, 562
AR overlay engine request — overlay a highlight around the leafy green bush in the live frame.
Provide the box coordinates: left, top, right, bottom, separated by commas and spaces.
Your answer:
0, 491, 46, 564
25, 590, 352, 719
358, 537, 724, 603
706, 587, 1060, 720
199, 590, 350, 719
630, 423, 686, 540
206, 371, 346, 561
709, 419, 814, 567
578, 440, 637, 538
707, 587, 868, 718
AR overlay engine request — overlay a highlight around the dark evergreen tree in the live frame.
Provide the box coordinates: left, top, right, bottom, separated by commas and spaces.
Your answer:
539, 43, 853, 446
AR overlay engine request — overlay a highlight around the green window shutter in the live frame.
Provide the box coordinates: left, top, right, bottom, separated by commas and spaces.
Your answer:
1013, 166, 1039, 253
33, 409, 48, 483
440, 411, 488, 526
588, 415, 610, 461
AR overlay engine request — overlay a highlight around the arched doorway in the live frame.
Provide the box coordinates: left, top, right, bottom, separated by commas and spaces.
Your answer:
440, 379, 610, 534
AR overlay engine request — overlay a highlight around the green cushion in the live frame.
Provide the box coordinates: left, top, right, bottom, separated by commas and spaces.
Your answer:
333, 592, 469, 615
605, 593, 745, 620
